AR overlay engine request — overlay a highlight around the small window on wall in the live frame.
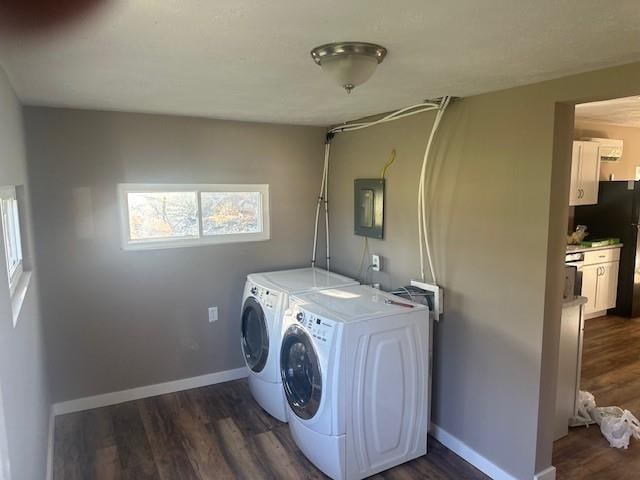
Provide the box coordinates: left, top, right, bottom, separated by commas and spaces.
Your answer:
0, 186, 30, 326
118, 184, 270, 250
0, 187, 23, 294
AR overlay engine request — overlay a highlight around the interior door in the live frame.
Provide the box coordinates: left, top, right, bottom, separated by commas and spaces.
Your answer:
241, 297, 269, 373
569, 141, 582, 206
581, 264, 599, 315
280, 325, 322, 420
578, 142, 600, 205
596, 262, 619, 311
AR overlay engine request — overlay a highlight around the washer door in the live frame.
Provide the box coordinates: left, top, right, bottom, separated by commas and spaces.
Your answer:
241, 297, 269, 373
280, 325, 322, 420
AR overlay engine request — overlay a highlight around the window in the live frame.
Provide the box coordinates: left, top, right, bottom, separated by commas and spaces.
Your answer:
0, 187, 23, 296
118, 184, 270, 250
0, 185, 30, 327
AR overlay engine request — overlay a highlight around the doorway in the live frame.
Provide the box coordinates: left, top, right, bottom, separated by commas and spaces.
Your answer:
554, 95, 640, 478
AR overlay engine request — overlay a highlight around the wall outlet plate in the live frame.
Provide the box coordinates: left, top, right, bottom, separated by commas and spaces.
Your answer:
372, 254, 381, 272
208, 306, 218, 323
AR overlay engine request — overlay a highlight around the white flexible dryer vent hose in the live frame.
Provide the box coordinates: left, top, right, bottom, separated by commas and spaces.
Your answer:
418, 96, 451, 283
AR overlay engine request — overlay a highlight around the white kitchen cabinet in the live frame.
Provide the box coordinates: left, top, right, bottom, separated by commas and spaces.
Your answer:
554, 298, 586, 440
577, 247, 620, 318
569, 141, 600, 206
581, 264, 599, 316
595, 261, 619, 312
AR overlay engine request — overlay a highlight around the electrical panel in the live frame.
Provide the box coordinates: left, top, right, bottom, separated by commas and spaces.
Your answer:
354, 178, 384, 239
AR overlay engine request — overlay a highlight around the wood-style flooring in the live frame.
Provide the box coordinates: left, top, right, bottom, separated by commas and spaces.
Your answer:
553, 315, 640, 479
53, 378, 489, 479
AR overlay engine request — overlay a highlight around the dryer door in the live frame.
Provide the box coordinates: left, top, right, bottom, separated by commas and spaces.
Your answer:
280, 325, 322, 420
241, 297, 269, 373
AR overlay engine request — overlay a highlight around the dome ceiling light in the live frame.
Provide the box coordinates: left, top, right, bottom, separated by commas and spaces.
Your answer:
310, 42, 387, 94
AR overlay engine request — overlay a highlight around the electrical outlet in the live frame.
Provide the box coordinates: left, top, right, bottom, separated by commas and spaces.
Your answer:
371, 254, 381, 272
208, 306, 218, 323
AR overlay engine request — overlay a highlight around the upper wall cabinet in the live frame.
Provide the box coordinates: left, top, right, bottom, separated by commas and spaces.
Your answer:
569, 141, 600, 206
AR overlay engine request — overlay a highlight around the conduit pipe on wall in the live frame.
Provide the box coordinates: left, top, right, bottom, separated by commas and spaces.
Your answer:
311, 137, 332, 269
311, 99, 451, 275
418, 96, 451, 283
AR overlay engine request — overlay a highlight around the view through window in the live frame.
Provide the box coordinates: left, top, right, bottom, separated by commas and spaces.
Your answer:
119, 184, 269, 249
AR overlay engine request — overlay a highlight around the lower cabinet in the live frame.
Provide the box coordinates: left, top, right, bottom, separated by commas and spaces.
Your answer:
555, 300, 586, 440
581, 260, 619, 317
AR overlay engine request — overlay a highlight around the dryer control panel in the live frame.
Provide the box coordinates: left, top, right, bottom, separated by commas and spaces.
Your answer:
295, 308, 336, 344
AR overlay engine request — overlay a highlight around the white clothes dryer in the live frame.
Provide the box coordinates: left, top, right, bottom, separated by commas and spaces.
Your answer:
280, 285, 429, 479
241, 267, 357, 422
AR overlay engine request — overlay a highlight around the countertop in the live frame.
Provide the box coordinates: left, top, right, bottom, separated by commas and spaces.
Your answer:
566, 243, 623, 254
562, 296, 588, 308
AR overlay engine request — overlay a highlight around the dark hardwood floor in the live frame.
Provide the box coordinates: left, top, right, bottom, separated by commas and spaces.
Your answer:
553, 315, 640, 479
54, 378, 489, 479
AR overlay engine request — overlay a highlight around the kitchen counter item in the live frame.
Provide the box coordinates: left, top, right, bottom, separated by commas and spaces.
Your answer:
579, 238, 621, 248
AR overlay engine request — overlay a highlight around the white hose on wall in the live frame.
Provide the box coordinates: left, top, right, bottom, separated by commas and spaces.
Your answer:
311, 98, 452, 277
311, 140, 330, 268
324, 140, 330, 271
418, 96, 451, 283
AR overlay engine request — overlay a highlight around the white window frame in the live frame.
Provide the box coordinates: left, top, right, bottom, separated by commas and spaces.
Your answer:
0, 187, 23, 295
118, 183, 270, 251
0, 185, 30, 327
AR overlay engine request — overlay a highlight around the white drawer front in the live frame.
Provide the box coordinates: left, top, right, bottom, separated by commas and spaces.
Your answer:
583, 248, 620, 265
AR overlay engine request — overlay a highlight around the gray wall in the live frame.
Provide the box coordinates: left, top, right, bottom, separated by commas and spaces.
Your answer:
327, 62, 640, 479
328, 102, 549, 480
0, 68, 50, 480
24, 107, 325, 403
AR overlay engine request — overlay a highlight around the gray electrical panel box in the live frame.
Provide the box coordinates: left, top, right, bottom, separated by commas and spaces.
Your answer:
354, 178, 384, 239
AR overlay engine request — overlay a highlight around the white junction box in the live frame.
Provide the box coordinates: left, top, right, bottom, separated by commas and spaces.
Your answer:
208, 306, 219, 323
411, 280, 443, 321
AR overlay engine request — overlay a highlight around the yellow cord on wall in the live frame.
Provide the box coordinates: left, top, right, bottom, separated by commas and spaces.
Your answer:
380, 149, 396, 179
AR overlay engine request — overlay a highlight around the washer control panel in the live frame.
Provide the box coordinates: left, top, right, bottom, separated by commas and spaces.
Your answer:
294, 307, 335, 344
248, 283, 279, 310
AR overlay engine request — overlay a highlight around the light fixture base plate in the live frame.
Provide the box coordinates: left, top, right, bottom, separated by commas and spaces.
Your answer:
310, 42, 387, 65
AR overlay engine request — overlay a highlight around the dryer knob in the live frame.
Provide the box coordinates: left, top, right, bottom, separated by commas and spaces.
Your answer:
251, 287, 258, 295
296, 312, 304, 322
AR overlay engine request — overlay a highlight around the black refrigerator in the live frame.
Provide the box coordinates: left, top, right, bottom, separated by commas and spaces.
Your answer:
574, 180, 640, 318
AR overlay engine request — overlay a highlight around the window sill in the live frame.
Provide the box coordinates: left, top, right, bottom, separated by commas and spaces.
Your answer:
122, 232, 270, 251
11, 270, 31, 327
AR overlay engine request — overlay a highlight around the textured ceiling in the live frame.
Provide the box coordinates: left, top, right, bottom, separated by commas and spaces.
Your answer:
576, 96, 640, 128
0, 0, 639, 126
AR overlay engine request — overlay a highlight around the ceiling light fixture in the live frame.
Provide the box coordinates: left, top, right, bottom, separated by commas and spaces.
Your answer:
311, 42, 387, 94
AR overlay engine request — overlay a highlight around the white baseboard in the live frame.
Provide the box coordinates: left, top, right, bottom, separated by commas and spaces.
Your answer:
46, 407, 54, 480
534, 466, 556, 480
431, 424, 518, 480
52, 366, 249, 416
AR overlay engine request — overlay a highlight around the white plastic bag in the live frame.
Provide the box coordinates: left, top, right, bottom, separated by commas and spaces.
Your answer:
575, 391, 640, 449
571, 391, 596, 427
596, 408, 640, 449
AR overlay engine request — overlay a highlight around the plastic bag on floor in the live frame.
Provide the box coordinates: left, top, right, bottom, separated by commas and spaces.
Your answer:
595, 408, 640, 449
571, 391, 597, 427
573, 391, 640, 449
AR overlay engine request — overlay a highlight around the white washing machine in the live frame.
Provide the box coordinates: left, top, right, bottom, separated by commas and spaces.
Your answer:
280, 285, 429, 479
241, 267, 358, 422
